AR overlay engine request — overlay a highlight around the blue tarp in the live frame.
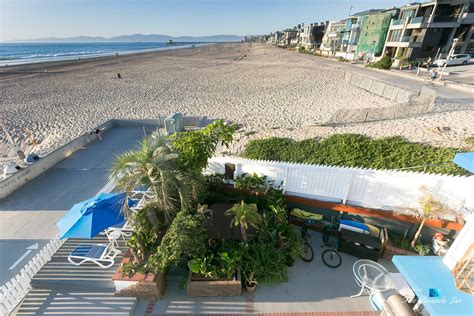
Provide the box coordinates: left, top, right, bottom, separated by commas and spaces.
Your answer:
56, 192, 126, 239
453, 152, 474, 173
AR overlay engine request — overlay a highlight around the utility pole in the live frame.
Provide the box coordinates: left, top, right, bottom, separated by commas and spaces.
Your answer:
439, 38, 458, 80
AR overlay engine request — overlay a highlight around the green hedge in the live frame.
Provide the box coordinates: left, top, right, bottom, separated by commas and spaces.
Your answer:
242, 134, 468, 176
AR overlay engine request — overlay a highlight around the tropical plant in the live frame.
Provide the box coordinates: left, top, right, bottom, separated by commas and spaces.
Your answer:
110, 135, 200, 224
188, 255, 218, 279
235, 173, 270, 193
150, 210, 208, 273
171, 120, 238, 172
396, 186, 463, 248
226, 201, 262, 242
127, 204, 165, 265
242, 242, 288, 283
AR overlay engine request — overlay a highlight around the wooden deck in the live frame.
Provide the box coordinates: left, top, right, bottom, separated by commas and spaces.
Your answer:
30, 236, 128, 291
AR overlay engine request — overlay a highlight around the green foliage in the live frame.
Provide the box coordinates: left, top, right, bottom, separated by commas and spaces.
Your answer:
235, 173, 270, 193
242, 242, 288, 283
126, 204, 165, 270
391, 233, 411, 250
150, 210, 208, 273
367, 56, 393, 70
171, 120, 238, 172
188, 240, 243, 279
110, 135, 201, 222
414, 242, 431, 256
226, 201, 262, 241
242, 134, 467, 176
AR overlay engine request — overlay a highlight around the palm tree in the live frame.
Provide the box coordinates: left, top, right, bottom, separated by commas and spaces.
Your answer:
226, 201, 262, 242
110, 135, 200, 229
396, 186, 463, 248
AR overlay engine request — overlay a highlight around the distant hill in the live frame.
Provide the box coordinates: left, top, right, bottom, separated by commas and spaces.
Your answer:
8, 34, 243, 43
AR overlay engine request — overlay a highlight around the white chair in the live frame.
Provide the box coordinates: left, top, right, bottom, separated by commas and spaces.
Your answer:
68, 242, 121, 268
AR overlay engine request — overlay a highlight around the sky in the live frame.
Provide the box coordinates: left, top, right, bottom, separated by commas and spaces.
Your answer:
0, 0, 412, 41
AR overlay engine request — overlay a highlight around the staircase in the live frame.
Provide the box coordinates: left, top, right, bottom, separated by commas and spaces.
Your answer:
452, 243, 474, 294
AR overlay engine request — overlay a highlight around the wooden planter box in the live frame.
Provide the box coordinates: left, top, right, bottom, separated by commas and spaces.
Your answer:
186, 270, 242, 297
382, 244, 418, 260
112, 256, 165, 300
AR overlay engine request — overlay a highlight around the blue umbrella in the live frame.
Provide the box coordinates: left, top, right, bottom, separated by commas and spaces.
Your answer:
453, 152, 474, 173
57, 192, 127, 239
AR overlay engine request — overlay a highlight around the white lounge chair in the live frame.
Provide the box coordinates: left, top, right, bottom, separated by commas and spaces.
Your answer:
68, 243, 121, 268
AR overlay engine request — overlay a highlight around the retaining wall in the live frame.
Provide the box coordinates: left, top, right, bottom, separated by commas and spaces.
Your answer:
0, 116, 210, 199
324, 71, 437, 125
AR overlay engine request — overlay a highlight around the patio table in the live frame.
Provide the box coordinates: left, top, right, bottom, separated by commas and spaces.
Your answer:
393, 255, 473, 316
351, 259, 392, 298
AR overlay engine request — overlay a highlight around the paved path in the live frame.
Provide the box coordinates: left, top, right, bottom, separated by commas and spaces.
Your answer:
302, 55, 474, 106
0, 126, 151, 285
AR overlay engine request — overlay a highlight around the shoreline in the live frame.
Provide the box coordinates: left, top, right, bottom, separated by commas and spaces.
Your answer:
0, 43, 220, 77
1, 43, 472, 169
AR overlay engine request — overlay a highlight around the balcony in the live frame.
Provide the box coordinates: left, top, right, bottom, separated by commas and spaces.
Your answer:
401, 36, 424, 43
409, 16, 426, 24
385, 36, 424, 48
432, 15, 460, 23
392, 18, 405, 25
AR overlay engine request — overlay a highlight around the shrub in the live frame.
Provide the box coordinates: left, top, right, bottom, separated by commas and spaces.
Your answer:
367, 56, 392, 70
242, 242, 288, 283
150, 210, 208, 273
242, 134, 468, 176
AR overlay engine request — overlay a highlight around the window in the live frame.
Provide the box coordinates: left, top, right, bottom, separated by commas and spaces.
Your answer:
424, 46, 434, 51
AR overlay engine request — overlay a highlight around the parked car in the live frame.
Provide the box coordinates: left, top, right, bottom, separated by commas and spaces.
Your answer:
433, 54, 471, 67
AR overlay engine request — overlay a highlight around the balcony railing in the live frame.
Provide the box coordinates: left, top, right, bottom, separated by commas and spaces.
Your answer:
392, 18, 406, 25
400, 36, 424, 43
409, 16, 426, 24
432, 15, 460, 23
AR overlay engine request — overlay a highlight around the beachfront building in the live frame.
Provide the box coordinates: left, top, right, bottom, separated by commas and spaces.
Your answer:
320, 20, 345, 54
382, 0, 474, 60
298, 22, 328, 50
355, 9, 399, 61
279, 29, 298, 47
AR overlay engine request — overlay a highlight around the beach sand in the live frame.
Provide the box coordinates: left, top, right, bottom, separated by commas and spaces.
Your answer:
1, 43, 473, 166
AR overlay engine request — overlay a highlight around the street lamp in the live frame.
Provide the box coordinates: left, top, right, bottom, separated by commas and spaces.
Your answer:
439, 38, 458, 80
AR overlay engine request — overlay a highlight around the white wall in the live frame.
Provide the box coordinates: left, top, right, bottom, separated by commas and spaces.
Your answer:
206, 157, 474, 219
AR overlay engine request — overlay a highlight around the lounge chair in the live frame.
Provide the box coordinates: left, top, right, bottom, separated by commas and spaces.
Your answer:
68, 243, 121, 268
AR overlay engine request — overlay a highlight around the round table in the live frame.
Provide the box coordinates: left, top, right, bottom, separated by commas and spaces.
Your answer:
351, 259, 393, 298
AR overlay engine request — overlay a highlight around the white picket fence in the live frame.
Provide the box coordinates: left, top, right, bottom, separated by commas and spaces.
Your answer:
0, 178, 117, 316
0, 238, 65, 315
206, 157, 474, 217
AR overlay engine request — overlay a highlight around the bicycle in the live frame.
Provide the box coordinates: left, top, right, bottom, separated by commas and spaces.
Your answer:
300, 218, 317, 262
321, 216, 342, 268
290, 208, 322, 262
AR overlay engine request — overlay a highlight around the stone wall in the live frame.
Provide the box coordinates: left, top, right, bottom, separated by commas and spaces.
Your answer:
324, 71, 437, 125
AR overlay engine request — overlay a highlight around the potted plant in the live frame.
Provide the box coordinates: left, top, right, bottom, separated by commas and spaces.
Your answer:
395, 186, 463, 248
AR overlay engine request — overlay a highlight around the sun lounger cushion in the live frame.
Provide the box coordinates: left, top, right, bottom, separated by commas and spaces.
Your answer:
70, 244, 107, 259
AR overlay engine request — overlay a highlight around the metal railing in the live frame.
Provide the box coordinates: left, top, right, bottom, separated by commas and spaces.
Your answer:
432, 15, 460, 23
400, 36, 425, 43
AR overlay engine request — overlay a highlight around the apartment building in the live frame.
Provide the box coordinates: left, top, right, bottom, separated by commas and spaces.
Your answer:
382, 0, 474, 60
298, 22, 328, 50
320, 20, 345, 53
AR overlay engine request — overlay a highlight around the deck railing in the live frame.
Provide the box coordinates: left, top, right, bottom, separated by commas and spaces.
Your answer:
0, 177, 117, 316
0, 238, 65, 315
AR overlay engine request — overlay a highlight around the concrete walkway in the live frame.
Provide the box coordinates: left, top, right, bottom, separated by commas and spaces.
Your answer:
0, 126, 151, 285
297, 54, 474, 106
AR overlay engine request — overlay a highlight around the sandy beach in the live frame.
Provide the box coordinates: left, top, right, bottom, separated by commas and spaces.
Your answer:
1, 43, 473, 164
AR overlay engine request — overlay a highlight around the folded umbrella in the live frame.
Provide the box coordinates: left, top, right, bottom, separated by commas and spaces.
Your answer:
57, 192, 127, 239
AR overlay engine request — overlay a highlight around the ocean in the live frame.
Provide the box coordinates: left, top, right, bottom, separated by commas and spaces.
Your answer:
0, 42, 188, 66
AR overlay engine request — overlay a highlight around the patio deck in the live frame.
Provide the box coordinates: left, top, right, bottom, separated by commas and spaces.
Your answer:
30, 236, 128, 291
138, 232, 396, 315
